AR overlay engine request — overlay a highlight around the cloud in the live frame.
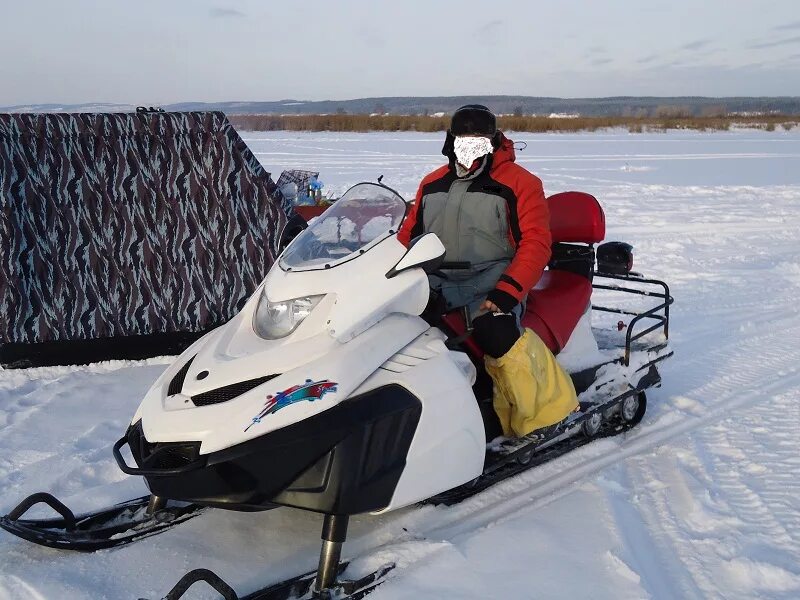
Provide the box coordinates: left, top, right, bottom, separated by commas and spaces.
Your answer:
476, 20, 504, 36
584, 46, 607, 59
637, 54, 658, 64
591, 58, 613, 66
357, 26, 385, 48
737, 61, 767, 70
529, 61, 800, 97
749, 35, 800, 49
682, 39, 711, 51
473, 20, 506, 46
773, 21, 800, 31
210, 8, 245, 18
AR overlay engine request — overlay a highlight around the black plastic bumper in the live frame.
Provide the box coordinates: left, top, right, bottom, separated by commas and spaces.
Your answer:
123, 384, 422, 515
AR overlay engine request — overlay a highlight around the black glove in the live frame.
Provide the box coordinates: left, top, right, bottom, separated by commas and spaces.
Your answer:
485, 288, 518, 313
472, 312, 521, 358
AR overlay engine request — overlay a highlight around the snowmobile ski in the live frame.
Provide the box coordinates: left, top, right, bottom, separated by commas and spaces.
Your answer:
0, 492, 206, 551
143, 561, 396, 600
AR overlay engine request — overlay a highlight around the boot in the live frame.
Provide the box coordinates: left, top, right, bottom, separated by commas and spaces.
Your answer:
484, 329, 578, 437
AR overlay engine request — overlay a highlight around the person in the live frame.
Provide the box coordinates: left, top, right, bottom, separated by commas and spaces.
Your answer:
397, 104, 577, 438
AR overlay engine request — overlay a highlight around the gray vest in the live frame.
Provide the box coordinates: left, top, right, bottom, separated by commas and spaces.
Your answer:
421, 161, 515, 310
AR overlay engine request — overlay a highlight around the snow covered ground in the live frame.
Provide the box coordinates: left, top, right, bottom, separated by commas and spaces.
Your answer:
1, 129, 799, 599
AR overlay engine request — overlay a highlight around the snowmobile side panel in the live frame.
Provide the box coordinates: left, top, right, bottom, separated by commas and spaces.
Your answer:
352, 329, 486, 513
137, 313, 428, 455
128, 384, 422, 514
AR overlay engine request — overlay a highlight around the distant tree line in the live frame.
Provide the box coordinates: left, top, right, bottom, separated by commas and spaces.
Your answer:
230, 112, 799, 133
169, 95, 800, 117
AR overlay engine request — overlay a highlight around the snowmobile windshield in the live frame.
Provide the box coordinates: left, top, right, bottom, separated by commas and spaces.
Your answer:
280, 182, 407, 271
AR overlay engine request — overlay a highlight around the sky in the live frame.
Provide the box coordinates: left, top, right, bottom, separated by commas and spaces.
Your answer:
1, 0, 800, 106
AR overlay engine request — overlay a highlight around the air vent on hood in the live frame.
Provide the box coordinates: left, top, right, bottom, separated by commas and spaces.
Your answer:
379, 346, 437, 373
191, 374, 280, 407
167, 355, 196, 396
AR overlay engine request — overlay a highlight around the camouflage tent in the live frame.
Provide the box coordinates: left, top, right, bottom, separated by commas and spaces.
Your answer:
0, 111, 288, 367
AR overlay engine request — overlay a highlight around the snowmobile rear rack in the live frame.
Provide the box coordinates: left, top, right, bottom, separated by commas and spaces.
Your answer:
591, 272, 673, 365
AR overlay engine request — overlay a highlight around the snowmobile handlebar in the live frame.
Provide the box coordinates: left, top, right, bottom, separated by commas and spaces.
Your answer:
439, 261, 472, 269
112, 436, 206, 477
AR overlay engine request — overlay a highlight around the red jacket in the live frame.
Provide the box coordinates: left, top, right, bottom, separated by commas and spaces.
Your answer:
398, 133, 551, 312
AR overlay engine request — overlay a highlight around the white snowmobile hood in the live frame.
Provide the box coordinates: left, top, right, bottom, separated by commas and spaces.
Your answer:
133, 184, 435, 455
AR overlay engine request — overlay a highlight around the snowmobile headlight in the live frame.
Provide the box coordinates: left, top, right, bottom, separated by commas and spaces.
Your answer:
253, 292, 325, 339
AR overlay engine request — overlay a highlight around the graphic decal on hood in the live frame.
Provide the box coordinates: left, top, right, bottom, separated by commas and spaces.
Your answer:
245, 379, 338, 431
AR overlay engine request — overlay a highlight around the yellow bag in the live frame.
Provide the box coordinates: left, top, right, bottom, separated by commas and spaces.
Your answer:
484, 328, 578, 437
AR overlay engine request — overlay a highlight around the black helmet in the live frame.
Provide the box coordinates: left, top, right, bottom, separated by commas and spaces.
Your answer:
449, 104, 497, 137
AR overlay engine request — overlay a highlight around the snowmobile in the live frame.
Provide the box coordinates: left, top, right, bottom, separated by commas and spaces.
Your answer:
0, 182, 672, 599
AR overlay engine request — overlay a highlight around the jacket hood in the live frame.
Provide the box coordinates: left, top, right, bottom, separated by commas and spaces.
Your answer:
491, 132, 516, 167
442, 131, 516, 173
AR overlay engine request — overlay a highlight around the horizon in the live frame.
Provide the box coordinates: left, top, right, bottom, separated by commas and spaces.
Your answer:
4, 93, 800, 114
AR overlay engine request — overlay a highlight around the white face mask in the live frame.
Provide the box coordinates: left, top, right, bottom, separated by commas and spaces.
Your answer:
453, 136, 493, 171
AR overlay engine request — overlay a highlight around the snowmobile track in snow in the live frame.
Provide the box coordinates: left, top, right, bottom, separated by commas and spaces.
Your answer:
367, 319, 800, 594
438, 310, 800, 596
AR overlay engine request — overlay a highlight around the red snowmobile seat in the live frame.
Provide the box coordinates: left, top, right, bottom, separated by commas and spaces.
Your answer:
522, 271, 592, 353
522, 192, 604, 353
547, 191, 605, 244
